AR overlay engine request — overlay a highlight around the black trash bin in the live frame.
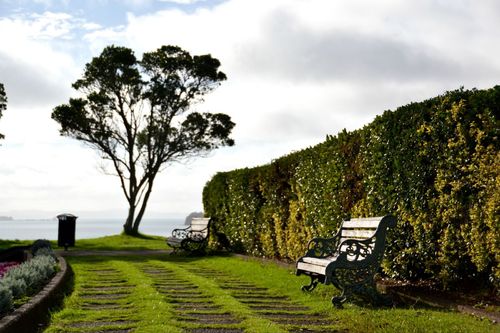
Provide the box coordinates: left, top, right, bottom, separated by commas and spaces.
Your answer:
57, 214, 77, 250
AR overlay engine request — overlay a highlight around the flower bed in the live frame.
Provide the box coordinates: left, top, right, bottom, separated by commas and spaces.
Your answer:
0, 263, 19, 279
0, 240, 57, 315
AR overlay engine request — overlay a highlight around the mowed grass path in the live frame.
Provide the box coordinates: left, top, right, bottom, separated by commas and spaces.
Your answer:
42, 236, 497, 333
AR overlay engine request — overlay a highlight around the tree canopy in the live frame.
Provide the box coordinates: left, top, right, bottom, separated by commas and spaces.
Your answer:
52, 45, 235, 235
0, 83, 6, 140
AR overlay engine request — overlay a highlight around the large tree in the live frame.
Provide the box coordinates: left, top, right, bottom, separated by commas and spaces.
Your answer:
0, 83, 6, 140
52, 45, 235, 235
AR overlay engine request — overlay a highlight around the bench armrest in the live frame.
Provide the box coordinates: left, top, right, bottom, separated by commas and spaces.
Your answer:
172, 226, 191, 239
186, 227, 208, 242
305, 233, 341, 258
335, 237, 378, 268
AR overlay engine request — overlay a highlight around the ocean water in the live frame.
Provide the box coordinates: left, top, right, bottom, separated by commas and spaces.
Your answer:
0, 218, 185, 240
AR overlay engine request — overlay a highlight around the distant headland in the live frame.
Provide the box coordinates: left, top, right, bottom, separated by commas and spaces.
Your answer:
0, 216, 13, 221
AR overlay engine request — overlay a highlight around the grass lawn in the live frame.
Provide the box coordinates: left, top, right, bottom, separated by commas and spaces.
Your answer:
68, 233, 167, 251
0, 239, 34, 249
40, 234, 497, 333
0, 233, 167, 252
44, 254, 498, 333
2, 234, 497, 332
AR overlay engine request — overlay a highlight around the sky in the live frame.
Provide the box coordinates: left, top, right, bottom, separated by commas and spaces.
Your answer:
0, 0, 499, 221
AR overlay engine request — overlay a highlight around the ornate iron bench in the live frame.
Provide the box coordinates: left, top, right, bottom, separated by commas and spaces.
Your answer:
166, 217, 211, 253
296, 215, 396, 308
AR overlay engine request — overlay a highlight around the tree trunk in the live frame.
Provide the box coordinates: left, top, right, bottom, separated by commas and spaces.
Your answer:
123, 201, 138, 235
132, 181, 154, 235
122, 178, 154, 236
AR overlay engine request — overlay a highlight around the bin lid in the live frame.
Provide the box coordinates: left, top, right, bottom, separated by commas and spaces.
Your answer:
57, 213, 78, 220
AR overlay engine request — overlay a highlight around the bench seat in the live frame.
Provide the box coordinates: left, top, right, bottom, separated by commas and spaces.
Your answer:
164, 237, 182, 247
297, 256, 338, 275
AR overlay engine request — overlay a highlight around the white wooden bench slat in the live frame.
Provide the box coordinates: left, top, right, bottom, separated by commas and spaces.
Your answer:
301, 256, 337, 266
342, 218, 384, 228
191, 226, 209, 231
187, 218, 209, 231
191, 223, 209, 227
191, 218, 210, 225
296, 261, 327, 275
340, 229, 375, 238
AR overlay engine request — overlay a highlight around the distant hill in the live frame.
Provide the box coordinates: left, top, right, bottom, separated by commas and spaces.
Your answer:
184, 212, 204, 225
0, 216, 13, 221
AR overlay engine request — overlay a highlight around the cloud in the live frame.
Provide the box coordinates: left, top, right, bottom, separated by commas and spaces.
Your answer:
32, 0, 55, 7
83, 25, 127, 54
81, 22, 102, 30
0, 12, 66, 39
235, 18, 459, 83
0, 52, 72, 108
78, 0, 500, 144
123, 0, 154, 8
157, 0, 206, 4
226, 3, 499, 85
0, 12, 86, 107
3, 0, 500, 219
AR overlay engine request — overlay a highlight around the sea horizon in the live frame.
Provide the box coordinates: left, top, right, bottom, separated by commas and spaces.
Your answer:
0, 217, 185, 240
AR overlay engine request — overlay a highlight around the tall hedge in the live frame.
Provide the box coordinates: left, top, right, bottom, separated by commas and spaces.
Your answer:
203, 86, 500, 290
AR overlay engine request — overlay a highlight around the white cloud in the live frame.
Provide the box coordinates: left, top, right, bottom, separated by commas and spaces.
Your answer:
2, 0, 500, 222
80, 0, 500, 141
124, 0, 154, 8
32, 0, 54, 7
0, 12, 93, 108
157, 0, 206, 4
81, 22, 102, 30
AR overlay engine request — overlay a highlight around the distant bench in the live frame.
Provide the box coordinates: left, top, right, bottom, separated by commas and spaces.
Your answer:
166, 217, 211, 253
296, 215, 396, 307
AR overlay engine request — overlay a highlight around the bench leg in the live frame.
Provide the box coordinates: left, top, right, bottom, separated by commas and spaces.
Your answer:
301, 276, 321, 292
331, 281, 393, 308
331, 288, 350, 308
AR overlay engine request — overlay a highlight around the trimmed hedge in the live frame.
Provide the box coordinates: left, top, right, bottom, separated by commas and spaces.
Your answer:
203, 86, 500, 290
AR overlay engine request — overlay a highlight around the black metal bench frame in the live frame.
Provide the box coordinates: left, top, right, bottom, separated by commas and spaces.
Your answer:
166, 217, 211, 253
296, 215, 396, 308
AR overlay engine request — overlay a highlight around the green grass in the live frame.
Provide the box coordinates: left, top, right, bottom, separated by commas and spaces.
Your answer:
69, 233, 167, 251
1, 233, 168, 252
0, 239, 33, 249
2, 235, 497, 332
45, 253, 498, 333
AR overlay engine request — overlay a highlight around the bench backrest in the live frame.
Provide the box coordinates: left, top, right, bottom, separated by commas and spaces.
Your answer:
340, 217, 383, 242
338, 215, 396, 262
190, 217, 210, 237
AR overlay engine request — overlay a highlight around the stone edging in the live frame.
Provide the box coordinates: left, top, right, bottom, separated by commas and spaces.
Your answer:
391, 290, 499, 324
0, 256, 72, 333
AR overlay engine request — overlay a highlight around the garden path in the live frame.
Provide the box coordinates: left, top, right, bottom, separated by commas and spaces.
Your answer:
45, 250, 498, 332
47, 251, 342, 333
